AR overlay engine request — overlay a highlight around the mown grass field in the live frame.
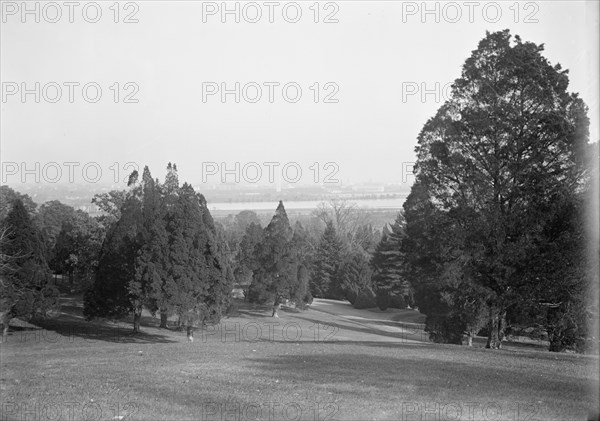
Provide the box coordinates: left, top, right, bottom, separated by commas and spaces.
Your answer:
1, 294, 598, 421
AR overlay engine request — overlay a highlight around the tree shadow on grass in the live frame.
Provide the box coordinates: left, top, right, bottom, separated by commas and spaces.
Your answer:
235, 309, 274, 319
6, 302, 177, 344
294, 314, 550, 353
231, 300, 274, 319
245, 352, 596, 417
15, 315, 178, 344
359, 318, 425, 330
251, 338, 436, 350
280, 306, 301, 314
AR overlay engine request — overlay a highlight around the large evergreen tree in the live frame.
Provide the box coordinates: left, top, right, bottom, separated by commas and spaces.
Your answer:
0, 186, 37, 220
310, 220, 345, 299
1, 199, 59, 336
370, 213, 411, 310
84, 164, 232, 333
235, 222, 264, 286
161, 183, 229, 331
289, 222, 313, 308
340, 244, 372, 307
403, 30, 592, 349
84, 174, 145, 329
248, 201, 301, 314
133, 167, 168, 327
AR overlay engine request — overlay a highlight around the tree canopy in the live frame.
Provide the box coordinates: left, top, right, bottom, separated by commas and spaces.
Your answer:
84, 164, 232, 332
403, 30, 593, 350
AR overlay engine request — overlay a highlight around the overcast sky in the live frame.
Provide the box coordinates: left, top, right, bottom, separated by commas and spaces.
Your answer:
1, 1, 598, 187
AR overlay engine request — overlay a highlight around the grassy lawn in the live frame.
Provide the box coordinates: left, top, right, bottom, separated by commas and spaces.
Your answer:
1, 295, 598, 421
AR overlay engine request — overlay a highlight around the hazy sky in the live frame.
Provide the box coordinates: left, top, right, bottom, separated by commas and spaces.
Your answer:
1, 1, 598, 187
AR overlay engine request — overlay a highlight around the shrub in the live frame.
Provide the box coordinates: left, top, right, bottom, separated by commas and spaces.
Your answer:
345, 290, 358, 305
425, 313, 464, 344
389, 294, 408, 309
376, 289, 391, 311
354, 287, 377, 309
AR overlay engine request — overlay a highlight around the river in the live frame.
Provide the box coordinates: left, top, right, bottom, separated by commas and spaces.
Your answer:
206, 197, 407, 213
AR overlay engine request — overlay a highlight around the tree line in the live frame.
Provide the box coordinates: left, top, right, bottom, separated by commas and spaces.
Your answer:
229, 30, 599, 353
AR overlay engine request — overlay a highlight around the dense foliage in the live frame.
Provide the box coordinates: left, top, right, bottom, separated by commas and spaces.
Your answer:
84, 164, 233, 332
402, 30, 596, 351
0, 199, 60, 335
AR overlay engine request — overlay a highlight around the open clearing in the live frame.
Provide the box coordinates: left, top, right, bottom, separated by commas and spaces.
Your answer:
1, 296, 598, 421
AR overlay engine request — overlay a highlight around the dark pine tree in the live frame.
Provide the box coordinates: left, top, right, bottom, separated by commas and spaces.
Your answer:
1, 199, 59, 336
84, 165, 233, 335
248, 201, 296, 315
235, 222, 264, 287
310, 220, 345, 299
84, 174, 145, 331
340, 245, 372, 306
134, 166, 169, 327
289, 221, 313, 309
371, 213, 411, 310
403, 30, 592, 348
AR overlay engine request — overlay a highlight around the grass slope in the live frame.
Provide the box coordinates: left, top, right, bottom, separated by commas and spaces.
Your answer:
1, 295, 598, 421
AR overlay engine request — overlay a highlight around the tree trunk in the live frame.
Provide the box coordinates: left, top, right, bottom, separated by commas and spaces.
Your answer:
466, 333, 473, 347
546, 306, 566, 352
272, 296, 281, 317
186, 325, 194, 342
0, 312, 10, 339
133, 309, 142, 333
160, 311, 168, 329
499, 310, 506, 345
486, 305, 505, 349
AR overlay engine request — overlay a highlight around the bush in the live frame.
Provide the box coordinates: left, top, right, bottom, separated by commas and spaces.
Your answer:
389, 294, 408, 309
546, 305, 590, 353
425, 313, 464, 344
345, 290, 358, 305
304, 292, 313, 306
376, 289, 391, 311
246, 282, 271, 305
354, 287, 377, 309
